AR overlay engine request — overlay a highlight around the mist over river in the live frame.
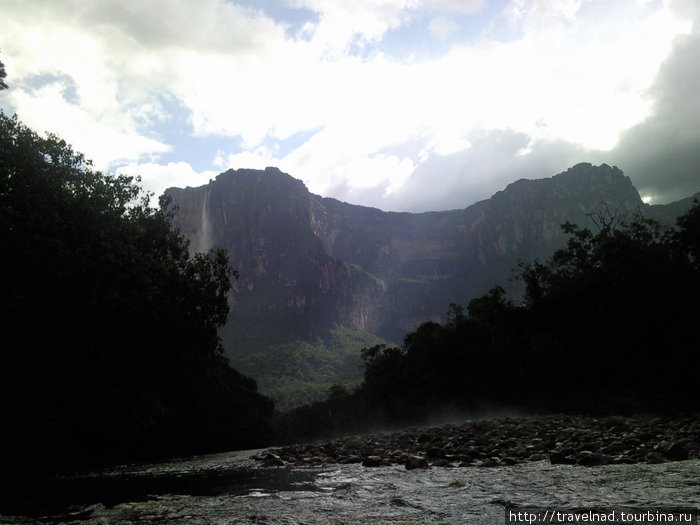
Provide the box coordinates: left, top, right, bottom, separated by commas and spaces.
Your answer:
2, 448, 698, 524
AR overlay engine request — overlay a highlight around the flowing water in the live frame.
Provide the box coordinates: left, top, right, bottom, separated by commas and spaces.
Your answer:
199, 184, 213, 253
2, 450, 698, 524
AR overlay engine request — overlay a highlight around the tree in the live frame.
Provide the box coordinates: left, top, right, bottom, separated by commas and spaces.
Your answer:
289, 202, 700, 441
0, 112, 273, 472
467, 286, 509, 321
0, 55, 7, 90
674, 198, 700, 269
517, 207, 698, 407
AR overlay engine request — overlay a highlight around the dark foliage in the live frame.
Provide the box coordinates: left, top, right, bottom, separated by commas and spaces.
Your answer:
0, 113, 273, 473
279, 204, 700, 442
0, 55, 7, 90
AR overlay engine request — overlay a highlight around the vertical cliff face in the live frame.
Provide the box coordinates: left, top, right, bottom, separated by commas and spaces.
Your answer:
306, 163, 647, 339
164, 163, 695, 407
166, 163, 652, 341
166, 167, 385, 333
459, 163, 645, 282
321, 163, 642, 274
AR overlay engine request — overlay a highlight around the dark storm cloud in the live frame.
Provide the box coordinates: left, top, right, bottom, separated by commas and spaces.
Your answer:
608, 28, 700, 203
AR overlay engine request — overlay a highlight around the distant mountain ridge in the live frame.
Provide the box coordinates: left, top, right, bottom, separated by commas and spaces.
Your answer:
165, 163, 697, 408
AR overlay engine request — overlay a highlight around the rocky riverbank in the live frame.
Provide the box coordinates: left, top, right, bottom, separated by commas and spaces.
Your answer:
255, 414, 700, 469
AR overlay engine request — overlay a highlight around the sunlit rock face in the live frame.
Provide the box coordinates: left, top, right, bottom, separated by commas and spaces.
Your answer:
165, 163, 682, 343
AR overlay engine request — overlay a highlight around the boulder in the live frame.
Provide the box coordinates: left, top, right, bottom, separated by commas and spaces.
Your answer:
339, 455, 363, 464
549, 449, 577, 465
261, 453, 285, 467
405, 455, 430, 470
361, 456, 384, 467
426, 447, 446, 459
645, 451, 668, 464
576, 451, 611, 467
479, 457, 502, 467
664, 441, 690, 461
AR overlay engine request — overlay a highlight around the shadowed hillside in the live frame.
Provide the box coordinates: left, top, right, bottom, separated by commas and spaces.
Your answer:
166, 163, 698, 408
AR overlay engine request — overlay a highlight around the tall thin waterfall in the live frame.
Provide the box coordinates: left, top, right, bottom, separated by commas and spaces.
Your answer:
199, 185, 214, 253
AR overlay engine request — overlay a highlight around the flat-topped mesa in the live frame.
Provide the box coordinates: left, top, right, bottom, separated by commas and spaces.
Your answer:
165, 167, 313, 256
164, 164, 694, 399
166, 167, 384, 332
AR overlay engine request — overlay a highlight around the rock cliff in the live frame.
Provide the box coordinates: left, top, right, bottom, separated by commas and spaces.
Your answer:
164, 163, 694, 407
166, 167, 385, 334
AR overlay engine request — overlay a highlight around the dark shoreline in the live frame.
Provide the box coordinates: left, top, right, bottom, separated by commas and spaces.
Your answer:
255, 414, 700, 469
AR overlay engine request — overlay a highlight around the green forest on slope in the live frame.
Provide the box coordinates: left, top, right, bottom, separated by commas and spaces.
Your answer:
222, 320, 390, 411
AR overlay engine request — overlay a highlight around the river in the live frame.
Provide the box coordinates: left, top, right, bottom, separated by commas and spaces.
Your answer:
1, 448, 698, 524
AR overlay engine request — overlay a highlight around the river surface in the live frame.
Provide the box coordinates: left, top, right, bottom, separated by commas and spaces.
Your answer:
2, 450, 698, 524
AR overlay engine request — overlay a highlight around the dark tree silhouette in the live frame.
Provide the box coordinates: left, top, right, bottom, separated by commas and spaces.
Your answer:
0, 112, 273, 473
0, 55, 7, 90
278, 205, 700, 442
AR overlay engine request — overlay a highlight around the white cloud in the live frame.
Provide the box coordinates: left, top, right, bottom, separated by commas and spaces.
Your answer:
0, 0, 695, 210
9, 83, 170, 168
214, 146, 283, 172
425, 0, 485, 15
165, 0, 692, 203
0, 1, 173, 168
428, 16, 460, 41
339, 153, 415, 195
116, 161, 218, 198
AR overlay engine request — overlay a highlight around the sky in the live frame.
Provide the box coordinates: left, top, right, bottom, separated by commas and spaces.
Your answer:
1, 0, 699, 212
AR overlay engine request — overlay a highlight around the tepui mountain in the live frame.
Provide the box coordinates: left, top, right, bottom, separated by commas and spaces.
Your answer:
164, 163, 697, 408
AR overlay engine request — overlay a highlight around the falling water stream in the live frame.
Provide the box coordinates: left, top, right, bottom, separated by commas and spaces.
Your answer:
199, 184, 213, 253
